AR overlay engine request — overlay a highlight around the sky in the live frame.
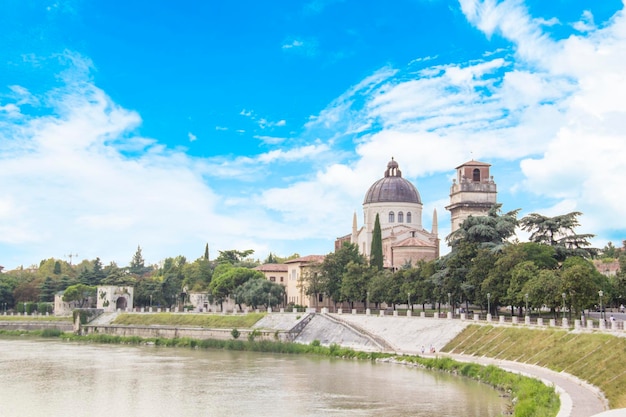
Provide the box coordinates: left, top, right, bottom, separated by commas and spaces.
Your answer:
1, 0, 625, 270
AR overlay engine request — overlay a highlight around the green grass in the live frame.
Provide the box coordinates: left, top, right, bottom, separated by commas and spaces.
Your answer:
111, 312, 265, 328
0, 315, 72, 322
443, 325, 626, 408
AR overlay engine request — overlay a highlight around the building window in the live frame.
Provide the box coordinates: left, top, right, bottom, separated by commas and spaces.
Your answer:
280, 277, 284, 282
473, 168, 481, 182
319, 294, 323, 302
407, 212, 412, 223
389, 211, 395, 223
270, 276, 276, 282
398, 211, 404, 223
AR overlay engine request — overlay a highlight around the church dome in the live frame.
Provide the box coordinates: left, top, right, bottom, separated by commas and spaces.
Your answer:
363, 158, 422, 204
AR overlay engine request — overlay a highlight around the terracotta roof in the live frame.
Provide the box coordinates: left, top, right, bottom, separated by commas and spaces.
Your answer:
392, 236, 435, 248
254, 263, 288, 272
285, 255, 325, 264
455, 160, 491, 169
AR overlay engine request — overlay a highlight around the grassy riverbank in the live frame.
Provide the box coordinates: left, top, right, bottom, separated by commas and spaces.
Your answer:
0, 329, 558, 417
443, 325, 626, 408
111, 312, 265, 328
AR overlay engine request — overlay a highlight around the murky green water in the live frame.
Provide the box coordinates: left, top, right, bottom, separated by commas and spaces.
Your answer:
0, 338, 505, 416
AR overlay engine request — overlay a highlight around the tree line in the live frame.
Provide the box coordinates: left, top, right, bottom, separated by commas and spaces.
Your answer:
305, 207, 623, 319
0, 245, 296, 312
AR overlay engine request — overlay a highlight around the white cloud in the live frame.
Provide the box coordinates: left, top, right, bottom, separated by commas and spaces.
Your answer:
188, 132, 197, 142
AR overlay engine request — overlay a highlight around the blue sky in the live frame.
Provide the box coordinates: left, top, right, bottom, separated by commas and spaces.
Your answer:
1, 0, 625, 269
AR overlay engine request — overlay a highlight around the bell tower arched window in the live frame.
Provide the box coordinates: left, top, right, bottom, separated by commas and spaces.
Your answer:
473, 168, 481, 182
389, 212, 395, 223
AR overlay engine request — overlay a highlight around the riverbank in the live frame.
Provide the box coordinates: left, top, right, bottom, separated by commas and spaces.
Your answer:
1, 311, 616, 416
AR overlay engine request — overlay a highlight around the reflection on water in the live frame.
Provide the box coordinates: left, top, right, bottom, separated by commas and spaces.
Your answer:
0, 338, 504, 417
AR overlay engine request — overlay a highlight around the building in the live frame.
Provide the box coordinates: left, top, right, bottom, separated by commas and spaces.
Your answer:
336, 158, 439, 269
96, 285, 134, 312
445, 160, 497, 234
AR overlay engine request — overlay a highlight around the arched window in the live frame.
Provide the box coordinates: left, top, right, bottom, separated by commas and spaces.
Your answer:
398, 211, 404, 223
406, 212, 412, 223
389, 211, 395, 223
473, 168, 481, 182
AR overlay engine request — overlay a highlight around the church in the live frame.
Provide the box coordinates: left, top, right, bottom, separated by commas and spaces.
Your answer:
336, 158, 497, 269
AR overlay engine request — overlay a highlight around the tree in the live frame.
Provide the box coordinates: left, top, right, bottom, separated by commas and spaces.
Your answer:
129, 245, 150, 275
215, 249, 254, 265
209, 264, 264, 309
447, 204, 519, 251
341, 262, 373, 308
317, 242, 365, 307
39, 277, 57, 302
235, 278, 285, 309
520, 212, 597, 261
560, 257, 604, 318
204, 243, 210, 261
62, 284, 96, 308
370, 213, 384, 271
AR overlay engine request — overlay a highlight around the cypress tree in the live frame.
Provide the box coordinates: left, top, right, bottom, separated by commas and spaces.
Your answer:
370, 213, 384, 271
204, 243, 210, 261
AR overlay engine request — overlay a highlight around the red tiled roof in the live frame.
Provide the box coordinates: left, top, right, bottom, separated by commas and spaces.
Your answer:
285, 255, 325, 264
254, 263, 288, 272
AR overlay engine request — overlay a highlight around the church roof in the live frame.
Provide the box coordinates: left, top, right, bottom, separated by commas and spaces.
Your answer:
393, 236, 435, 248
363, 158, 421, 205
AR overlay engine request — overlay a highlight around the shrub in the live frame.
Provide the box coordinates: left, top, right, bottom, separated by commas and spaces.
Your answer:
231, 328, 240, 339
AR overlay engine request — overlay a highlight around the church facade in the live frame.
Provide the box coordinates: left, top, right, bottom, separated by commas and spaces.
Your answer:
336, 158, 440, 269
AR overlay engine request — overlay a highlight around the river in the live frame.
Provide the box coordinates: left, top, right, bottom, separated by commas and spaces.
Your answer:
0, 338, 505, 416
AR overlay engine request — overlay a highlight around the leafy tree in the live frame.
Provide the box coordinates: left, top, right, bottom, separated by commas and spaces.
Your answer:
341, 262, 373, 308
601, 242, 619, 259
209, 265, 264, 309
53, 261, 62, 275
215, 249, 254, 265
182, 257, 214, 292
560, 257, 604, 318
370, 213, 384, 271
317, 242, 364, 307
520, 211, 597, 261
368, 269, 399, 308
204, 243, 210, 261
303, 268, 325, 309
523, 269, 561, 317
235, 278, 285, 309
62, 284, 96, 308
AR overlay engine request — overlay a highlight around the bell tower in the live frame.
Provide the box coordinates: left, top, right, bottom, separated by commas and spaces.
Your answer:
445, 160, 497, 234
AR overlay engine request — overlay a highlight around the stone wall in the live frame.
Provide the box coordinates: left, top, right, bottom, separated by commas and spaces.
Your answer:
0, 321, 73, 332
82, 324, 288, 342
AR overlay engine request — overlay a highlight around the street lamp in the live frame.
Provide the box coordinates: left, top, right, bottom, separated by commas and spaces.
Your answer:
599, 290, 604, 321
448, 292, 452, 317
487, 293, 491, 317
525, 293, 529, 317
562, 293, 566, 320
268, 292, 271, 311
408, 292, 411, 311
366, 291, 369, 311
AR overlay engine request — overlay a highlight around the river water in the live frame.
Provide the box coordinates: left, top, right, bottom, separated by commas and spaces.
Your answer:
0, 338, 505, 417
